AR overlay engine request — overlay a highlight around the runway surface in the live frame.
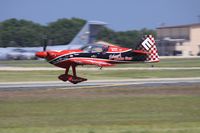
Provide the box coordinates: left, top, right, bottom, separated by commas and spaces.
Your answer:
0, 77, 200, 91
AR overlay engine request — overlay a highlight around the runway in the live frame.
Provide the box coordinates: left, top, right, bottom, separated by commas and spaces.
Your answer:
0, 77, 200, 91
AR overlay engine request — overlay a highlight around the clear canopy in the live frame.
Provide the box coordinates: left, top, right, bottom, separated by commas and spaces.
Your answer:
80, 44, 109, 53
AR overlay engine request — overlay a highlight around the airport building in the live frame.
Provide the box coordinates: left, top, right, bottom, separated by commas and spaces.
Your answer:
156, 23, 200, 56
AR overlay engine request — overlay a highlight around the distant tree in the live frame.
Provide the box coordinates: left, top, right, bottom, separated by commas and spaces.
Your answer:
97, 27, 156, 48
0, 18, 86, 47
0, 18, 156, 48
0, 18, 45, 47
97, 27, 117, 43
46, 18, 86, 45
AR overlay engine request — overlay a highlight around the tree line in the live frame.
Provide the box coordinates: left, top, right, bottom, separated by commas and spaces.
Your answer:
0, 18, 156, 48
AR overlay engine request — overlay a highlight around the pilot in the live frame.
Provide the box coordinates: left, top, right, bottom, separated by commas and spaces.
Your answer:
102, 45, 109, 53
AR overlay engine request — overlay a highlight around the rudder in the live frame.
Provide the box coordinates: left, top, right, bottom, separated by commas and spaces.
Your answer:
138, 35, 159, 63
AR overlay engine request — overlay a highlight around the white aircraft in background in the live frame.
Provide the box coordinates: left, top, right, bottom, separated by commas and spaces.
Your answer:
0, 21, 106, 60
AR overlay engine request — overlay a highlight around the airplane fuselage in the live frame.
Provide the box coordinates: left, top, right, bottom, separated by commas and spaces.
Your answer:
44, 49, 147, 69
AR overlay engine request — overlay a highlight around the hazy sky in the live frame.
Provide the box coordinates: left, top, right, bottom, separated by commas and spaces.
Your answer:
0, 0, 200, 31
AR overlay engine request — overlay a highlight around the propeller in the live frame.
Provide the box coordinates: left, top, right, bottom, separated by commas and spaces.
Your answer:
35, 35, 48, 58
43, 35, 48, 51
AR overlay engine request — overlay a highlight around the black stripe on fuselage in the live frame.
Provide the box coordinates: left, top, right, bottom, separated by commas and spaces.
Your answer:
48, 51, 147, 65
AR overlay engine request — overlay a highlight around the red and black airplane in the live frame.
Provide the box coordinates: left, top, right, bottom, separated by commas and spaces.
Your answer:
36, 35, 159, 84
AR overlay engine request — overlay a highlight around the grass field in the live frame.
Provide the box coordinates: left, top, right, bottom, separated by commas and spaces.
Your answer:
0, 85, 200, 133
0, 69, 200, 82
0, 58, 200, 68
0, 58, 200, 133
0, 58, 200, 82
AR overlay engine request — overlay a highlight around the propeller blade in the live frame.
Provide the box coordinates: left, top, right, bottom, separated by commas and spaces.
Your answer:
43, 35, 48, 51
43, 43, 47, 51
43, 40, 47, 51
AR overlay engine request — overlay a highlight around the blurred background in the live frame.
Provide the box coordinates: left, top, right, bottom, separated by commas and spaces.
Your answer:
0, 0, 200, 60
1, 1, 200, 133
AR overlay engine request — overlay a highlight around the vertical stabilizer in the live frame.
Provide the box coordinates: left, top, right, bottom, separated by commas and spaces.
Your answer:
69, 21, 106, 45
138, 35, 159, 62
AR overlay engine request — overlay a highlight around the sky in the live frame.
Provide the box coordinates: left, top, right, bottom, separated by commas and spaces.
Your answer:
0, 0, 200, 31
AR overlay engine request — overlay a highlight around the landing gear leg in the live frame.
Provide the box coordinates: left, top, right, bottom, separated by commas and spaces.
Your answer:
72, 64, 77, 78
58, 64, 87, 84
68, 64, 87, 84
58, 65, 70, 82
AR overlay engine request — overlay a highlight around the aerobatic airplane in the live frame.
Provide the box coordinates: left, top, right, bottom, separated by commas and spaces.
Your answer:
36, 34, 159, 84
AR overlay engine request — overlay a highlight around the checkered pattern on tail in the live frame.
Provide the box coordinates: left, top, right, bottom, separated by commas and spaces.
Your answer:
138, 35, 159, 62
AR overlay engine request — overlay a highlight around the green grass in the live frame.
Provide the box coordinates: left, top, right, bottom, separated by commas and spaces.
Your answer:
0, 57, 199, 82
0, 69, 200, 82
80, 69, 200, 79
0, 58, 200, 133
0, 86, 200, 133
0, 60, 53, 67
0, 71, 59, 82
0, 58, 200, 68
116, 58, 200, 68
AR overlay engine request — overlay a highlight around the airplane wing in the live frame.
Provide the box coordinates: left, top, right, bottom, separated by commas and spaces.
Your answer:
69, 58, 113, 67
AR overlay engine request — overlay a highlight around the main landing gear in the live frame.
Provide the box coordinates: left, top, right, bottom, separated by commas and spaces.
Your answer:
58, 64, 87, 84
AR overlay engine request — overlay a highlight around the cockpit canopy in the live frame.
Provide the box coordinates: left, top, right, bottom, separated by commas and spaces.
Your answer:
80, 44, 109, 53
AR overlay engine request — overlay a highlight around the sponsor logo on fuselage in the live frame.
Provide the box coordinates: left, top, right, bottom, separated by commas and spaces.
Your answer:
49, 51, 133, 65
109, 53, 132, 61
